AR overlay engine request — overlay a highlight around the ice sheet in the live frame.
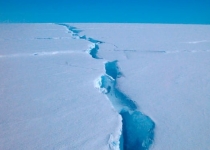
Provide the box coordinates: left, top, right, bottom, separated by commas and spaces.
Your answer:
1, 23, 210, 150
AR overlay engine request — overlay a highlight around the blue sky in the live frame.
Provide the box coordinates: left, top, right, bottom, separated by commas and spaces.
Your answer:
0, 0, 210, 24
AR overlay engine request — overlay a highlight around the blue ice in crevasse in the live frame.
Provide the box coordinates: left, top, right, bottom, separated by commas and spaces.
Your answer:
120, 110, 155, 150
105, 60, 122, 80
88, 44, 101, 59
99, 61, 155, 150
86, 38, 103, 59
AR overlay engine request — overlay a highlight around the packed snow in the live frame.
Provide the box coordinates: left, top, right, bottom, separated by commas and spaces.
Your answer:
0, 23, 210, 150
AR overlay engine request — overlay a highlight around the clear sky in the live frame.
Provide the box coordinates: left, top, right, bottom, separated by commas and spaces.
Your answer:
0, 0, 210, 24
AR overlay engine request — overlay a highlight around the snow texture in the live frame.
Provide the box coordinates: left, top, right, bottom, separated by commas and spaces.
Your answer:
1, 23, 210, 150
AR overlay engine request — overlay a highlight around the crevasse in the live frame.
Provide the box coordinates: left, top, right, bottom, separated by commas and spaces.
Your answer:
57, 23, 155, 150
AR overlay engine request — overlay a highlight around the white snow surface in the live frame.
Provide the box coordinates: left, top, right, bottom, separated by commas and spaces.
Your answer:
0, 23, 210, 150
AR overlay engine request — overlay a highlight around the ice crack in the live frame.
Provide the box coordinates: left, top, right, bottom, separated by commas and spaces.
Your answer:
97, 61, 155, 150
56, 24, 155, 150
57, 23, 103, 59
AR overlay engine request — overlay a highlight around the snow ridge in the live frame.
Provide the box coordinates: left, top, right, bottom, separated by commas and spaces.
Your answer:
57, 23, 155, 150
